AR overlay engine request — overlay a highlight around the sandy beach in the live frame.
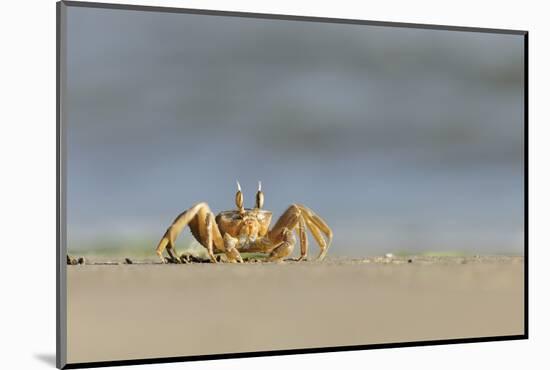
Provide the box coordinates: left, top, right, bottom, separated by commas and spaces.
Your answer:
66, 256, 524, 364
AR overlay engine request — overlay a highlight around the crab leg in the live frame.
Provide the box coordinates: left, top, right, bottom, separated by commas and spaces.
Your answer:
156, 233, 180, 264
222, 234, 244, 263
205, 213, 217, 263
155, 202, 223, 263
305, 219, 329, 260
268, 204, 332, 261
266, 228, 296, 262
297, 204, 333, 260
269, 204, 301, 240
297, 217, 308, 261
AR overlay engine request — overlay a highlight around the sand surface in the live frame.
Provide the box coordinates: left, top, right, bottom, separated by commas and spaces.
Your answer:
66, 256, 524, 364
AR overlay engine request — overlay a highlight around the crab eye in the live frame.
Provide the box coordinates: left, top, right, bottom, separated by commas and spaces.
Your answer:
255, 181, 264, 209
235, 180, 244, 210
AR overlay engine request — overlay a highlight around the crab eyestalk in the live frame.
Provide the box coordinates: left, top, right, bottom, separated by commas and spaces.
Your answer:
235, 181, 244, 213
255, 181, 264, 209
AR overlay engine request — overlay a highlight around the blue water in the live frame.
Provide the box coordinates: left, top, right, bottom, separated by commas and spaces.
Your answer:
65, 7, 524, 256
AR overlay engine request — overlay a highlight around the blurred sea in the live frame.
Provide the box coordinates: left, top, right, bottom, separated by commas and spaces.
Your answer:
66, 8, 524, 256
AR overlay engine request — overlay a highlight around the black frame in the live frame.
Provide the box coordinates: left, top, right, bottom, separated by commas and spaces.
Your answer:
56, 1, 529, 368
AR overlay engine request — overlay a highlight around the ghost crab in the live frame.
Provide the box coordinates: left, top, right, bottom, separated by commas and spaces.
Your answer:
155, 182, 333, 263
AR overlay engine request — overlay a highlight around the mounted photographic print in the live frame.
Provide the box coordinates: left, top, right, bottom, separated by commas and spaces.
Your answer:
57, 1, 527, 368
